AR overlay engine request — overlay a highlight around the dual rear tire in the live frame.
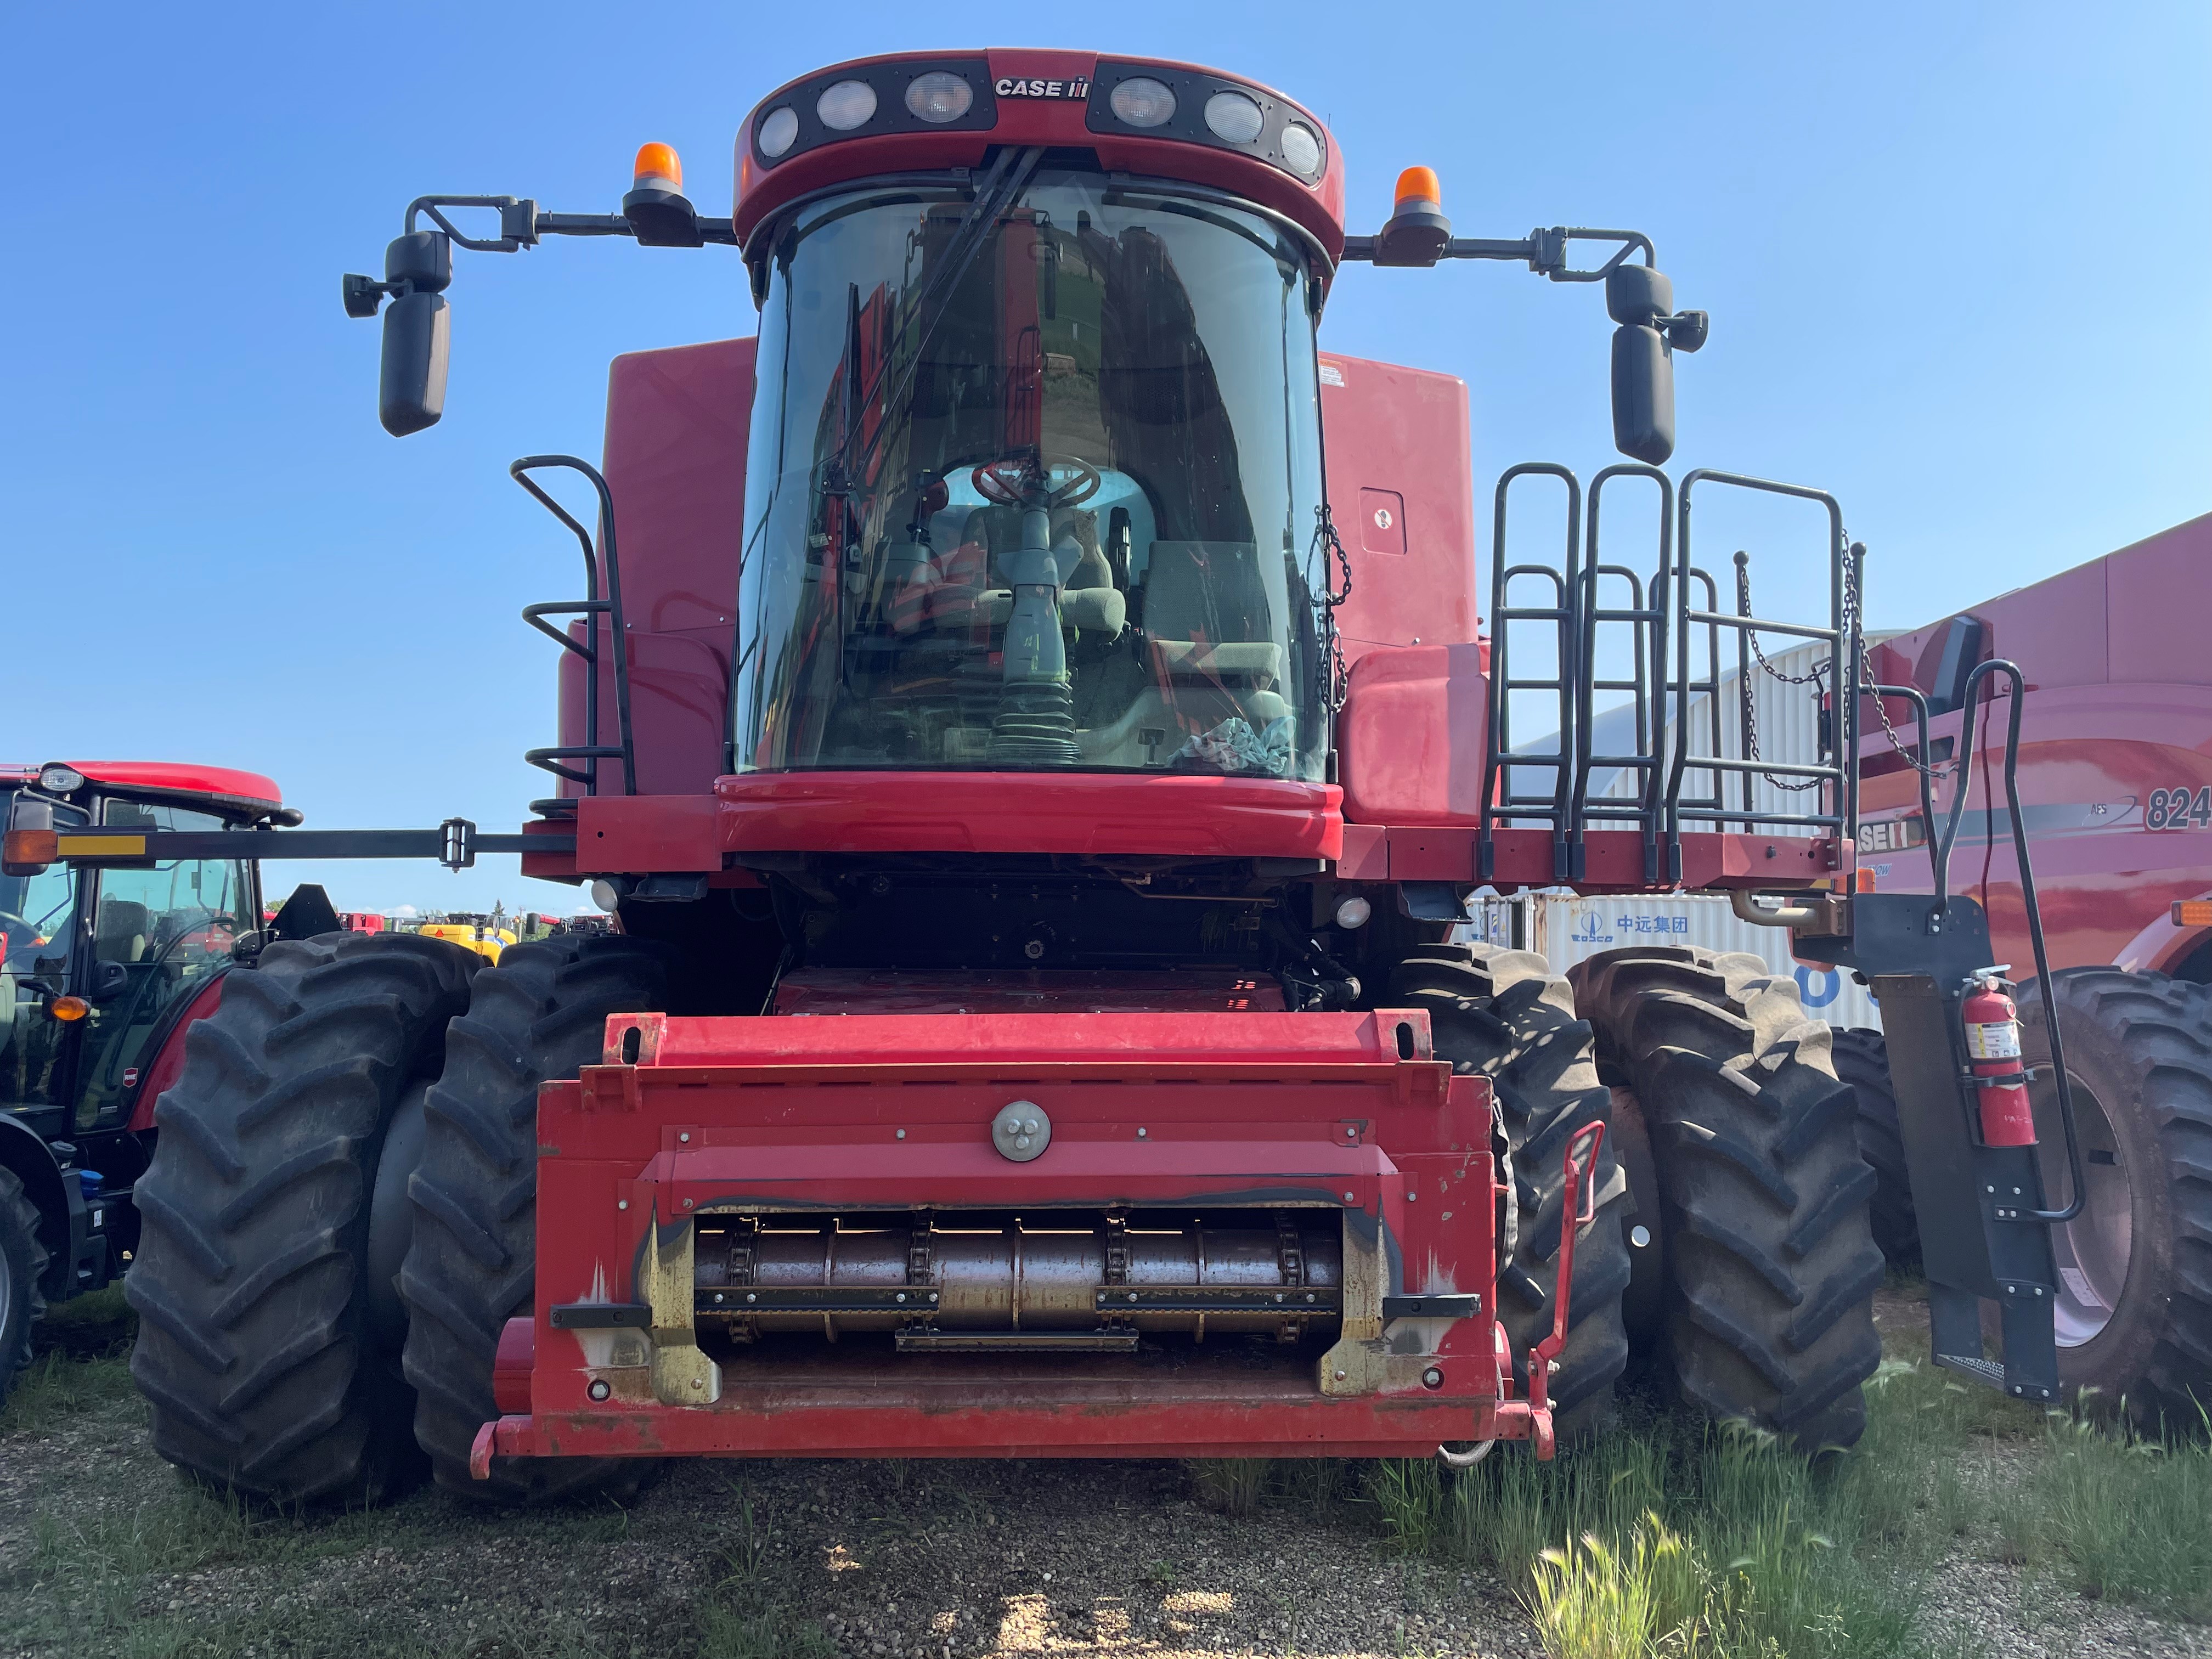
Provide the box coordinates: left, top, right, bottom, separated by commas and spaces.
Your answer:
1568, 946, 1883, 1451
1392, 941, 1883, 1450
127, 931, 668, 1506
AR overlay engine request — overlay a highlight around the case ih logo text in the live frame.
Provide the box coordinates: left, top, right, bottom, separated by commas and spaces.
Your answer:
995, 77, 1091, 99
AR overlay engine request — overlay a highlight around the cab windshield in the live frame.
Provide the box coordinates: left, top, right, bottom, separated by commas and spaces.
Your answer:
735, 168, 1328, 778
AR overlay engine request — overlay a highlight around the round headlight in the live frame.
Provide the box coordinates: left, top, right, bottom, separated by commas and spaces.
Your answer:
1203, 90, 1265, 144
815, 80, 878, 132
1280, 121, 1324, 180
757, 106, 800, 159
904, 71, 973, 124
1109, 77, 1177, 128
37, 764, 84, 794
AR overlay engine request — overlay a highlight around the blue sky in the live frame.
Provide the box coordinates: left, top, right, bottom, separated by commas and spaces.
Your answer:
5, 2, 2205, 915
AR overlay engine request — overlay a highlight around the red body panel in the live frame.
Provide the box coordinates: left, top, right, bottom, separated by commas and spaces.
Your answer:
1339, 644, 1489, 824
553, 340, 754, 802
492, 1008, 1527, 1462
3, 762, 283, 818
1859, 514, 2212, 977
126, 973, 225, 1133
710, 772, 1343, 861
733, 50, 1346, 263
1318, 355, 1481, 662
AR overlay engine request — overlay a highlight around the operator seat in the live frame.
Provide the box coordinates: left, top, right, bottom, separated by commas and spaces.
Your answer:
94, 899, 150, 964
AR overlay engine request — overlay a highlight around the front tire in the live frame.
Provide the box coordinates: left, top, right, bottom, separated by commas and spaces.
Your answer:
125, 934, 477, 1503
1388, 944, 1632, 1436
1571, 946, 1882, 1452
400, 934, 671, 1503
0, 1165, 48, 1403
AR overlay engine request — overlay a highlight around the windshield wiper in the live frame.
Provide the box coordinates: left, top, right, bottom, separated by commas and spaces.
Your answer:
826, 144, 1046, 497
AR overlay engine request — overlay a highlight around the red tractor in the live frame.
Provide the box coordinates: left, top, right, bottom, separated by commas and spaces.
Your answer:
0, 761, 328, 1400
1836, 512, 2212, 1426
9, 49, 2098, 1503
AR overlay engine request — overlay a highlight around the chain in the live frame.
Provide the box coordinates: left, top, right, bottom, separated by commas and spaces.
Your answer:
1733, 553, 1826, 793
1841, 551, 1964, 783
1312, 503, 1354, 711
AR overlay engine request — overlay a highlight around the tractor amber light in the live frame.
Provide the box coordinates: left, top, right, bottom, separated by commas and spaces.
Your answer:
1, 828, 58, 872
1856, 868, 1878, 893
632, 142, 682, 191
50, 995, 89, 1022
1394, 166, 1442, 210
2174, 900, 2212, 928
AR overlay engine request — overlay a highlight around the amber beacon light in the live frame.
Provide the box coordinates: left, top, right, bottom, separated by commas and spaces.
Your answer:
623, 142, 703, 247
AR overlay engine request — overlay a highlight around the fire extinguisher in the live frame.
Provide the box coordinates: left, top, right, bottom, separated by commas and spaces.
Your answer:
1962, 967, 2036, 1148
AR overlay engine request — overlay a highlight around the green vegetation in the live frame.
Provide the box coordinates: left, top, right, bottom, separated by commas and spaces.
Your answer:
1353, 1351, 2209, 1657
2002, 1402, 2212, 1622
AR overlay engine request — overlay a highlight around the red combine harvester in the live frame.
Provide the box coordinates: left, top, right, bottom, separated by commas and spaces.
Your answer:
7, 49, 2096, 1504
0, 761, 333, 1400
1836, 514, 2212, 1426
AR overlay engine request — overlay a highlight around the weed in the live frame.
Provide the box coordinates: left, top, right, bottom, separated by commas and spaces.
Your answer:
2012, 1403, 2211, 1621
0, 1346, 137, 1436
1271, 1455, 1351, 1516
30, 1282, 137, 1356
1370, 1458, 1448, 1554
696, 1598, 837, 1659
1187, 1457, 1270, 1516
720, 1481, 775, 1582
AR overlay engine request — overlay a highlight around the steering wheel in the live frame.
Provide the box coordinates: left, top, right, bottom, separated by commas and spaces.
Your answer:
970, 453, 1101, 511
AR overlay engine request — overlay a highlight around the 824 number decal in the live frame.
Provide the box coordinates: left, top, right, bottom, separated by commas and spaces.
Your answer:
2146, 785, 2212, 831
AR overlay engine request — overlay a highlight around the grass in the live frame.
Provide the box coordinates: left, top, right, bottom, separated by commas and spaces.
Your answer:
1187, 1457, 1271, 1516
2001, 1400, 2212, 1621
697, 1481, 834, 1659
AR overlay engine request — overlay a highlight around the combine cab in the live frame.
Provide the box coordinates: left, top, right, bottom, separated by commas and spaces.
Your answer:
9, 49, 2098, 1502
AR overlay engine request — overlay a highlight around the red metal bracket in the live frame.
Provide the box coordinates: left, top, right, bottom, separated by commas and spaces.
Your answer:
1527, 1119, 1606, 1418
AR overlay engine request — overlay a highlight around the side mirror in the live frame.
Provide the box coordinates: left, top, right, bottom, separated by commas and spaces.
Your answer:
376, 230, 453, 437
1605, 263, 1679, 465
2, 796, 54, 877
87, 960, 131, 1004
1611, 324, 1675, 466
380, 292, 450, 436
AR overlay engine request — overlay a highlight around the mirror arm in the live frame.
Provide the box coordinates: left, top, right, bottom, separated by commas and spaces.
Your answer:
1340, 225, 1655, 279
399, 196, 736, 252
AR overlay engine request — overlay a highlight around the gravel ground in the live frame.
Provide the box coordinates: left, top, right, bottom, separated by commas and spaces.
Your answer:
1, 1293, 2205, 1658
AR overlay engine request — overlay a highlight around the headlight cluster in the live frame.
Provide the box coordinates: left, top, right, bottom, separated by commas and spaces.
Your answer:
1090, 62, 1328, 186
749, 60, 1327, 189
752, 61, 992, 166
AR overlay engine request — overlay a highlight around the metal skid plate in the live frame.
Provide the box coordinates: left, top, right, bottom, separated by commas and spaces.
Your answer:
1799, 894, 2060, 1400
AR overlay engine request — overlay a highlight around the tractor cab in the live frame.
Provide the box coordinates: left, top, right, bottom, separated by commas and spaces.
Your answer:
1, 762, 275, 1147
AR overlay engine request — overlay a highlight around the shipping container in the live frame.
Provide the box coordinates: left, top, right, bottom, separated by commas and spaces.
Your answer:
1584, 633, 1901, 831
1461, 890, 1883, 1032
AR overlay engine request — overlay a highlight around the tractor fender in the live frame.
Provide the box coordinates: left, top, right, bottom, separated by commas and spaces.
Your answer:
2113, 895, 2212, 983
0, 1113, 71, 1299
122, 966, 231, 1135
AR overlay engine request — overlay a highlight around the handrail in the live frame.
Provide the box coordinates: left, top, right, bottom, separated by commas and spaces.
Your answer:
1480, 464, 1582, 881
511, 456, 637, 799
1933, 659, 2086, 1226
